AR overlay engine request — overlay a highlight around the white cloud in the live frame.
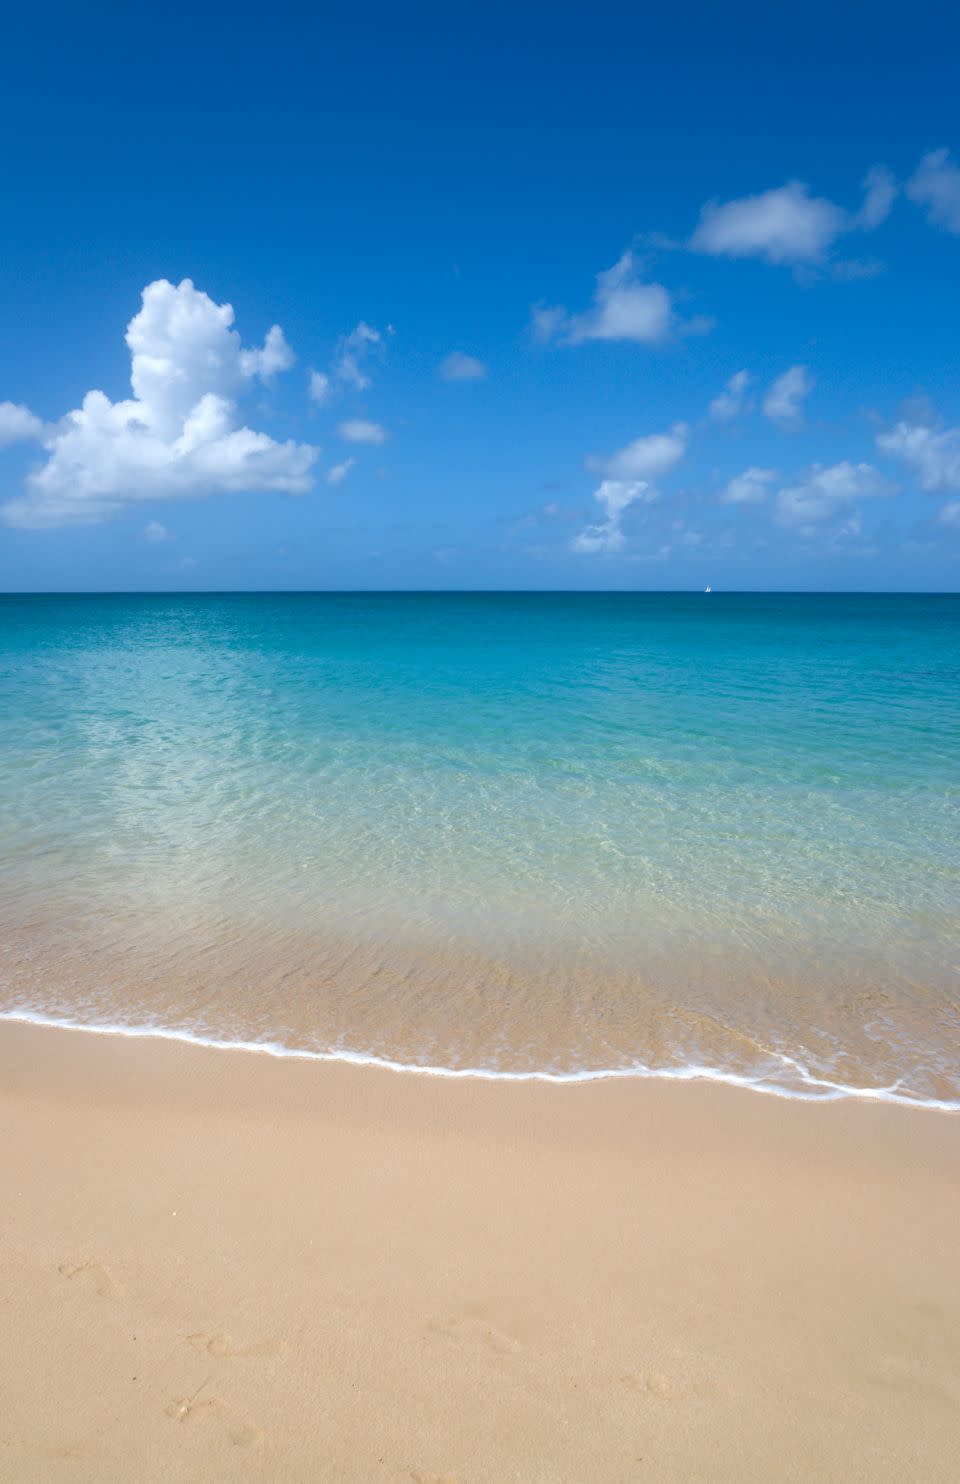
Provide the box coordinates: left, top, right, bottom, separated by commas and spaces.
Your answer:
775, 461, 894, 527
720, 466, 777, 504
530, 304, 568, 341
337, 419, 387, 445
0, 401, 45, 445
835, 513, 862, 539
691, 183, 843, 263
2, 278, 317, 529
571, 479, 655, 553
238, 323, 294, 380
906, 149, 960, 234
763, 365, 814, 427
689, 168, 893, 266
326, 458, 355, 486
939, 501, 960, 528
308, 369, 332, 405
709, 369, 750, 421
586, 422, 688, 481
439, 351, 487, 381
877, 419, 960, 491
143, 520, 169, 541
534, 251, 708, 347
333, 322, 384, 390
307, 321, 388, 404
856, 166, 898, 230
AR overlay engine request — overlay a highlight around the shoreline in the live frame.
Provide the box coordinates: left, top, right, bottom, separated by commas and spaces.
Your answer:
2, 1005, 958, 1111
2, 1017, 960, 1480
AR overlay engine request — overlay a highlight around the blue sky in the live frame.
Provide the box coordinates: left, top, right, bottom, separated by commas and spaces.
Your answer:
1, 0, 959, 591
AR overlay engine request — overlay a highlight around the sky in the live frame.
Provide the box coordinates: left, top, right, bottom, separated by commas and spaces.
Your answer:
1, 0, 959, 591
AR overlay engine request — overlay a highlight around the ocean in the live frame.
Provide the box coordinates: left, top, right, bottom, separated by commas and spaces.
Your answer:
1, 592, 957, 1105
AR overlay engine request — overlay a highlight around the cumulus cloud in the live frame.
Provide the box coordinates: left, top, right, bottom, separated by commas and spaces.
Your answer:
2, 279, 317, 529
709, 369, 750, 422
720, 466, 777, 504
775, 461, 894, 527
571, 480, 656, 553
0, 401, 45, 446
337, 419, 387, 445
689, 168, 894, 266
439, 351, 487, 381
906, 149, 960, 234
877, 418, 960, 491
143, 520, 169, 541
533, 251, 709, 347
586, 423, 688, 481
763, 365, 814, 427
326, 458, 355, 486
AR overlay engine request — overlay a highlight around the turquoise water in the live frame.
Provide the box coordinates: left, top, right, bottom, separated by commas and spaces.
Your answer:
1, 593, 958, 1104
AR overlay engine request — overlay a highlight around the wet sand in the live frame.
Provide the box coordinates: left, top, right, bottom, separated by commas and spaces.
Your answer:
1, 1019, 958, 1482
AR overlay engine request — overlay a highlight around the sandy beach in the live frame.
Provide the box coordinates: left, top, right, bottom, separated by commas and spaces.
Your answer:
1, 1021, 958, 1481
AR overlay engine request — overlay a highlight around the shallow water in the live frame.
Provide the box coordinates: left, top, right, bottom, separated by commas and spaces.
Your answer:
1, 592, 958, 1104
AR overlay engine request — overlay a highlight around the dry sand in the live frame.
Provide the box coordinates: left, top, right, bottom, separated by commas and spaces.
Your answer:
1, 1019, 958, 1482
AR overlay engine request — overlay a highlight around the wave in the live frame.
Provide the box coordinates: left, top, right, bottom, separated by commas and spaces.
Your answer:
2, 1006, 957, 1113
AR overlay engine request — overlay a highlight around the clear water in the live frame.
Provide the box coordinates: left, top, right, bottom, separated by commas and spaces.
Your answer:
1, 592, 958, 1104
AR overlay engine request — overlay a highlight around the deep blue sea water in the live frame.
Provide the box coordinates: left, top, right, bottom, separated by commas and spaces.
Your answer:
1, 593, 958, 1104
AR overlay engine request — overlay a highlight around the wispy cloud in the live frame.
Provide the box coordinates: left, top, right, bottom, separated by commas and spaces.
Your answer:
906, 149, 960, 234
326, 457, 355, 485
720, 467, 777, 504
337, 419, 387, 445
439, 351, 487, 381
333, 322, 386, 390
763, 365, 814, 428
708, 370, 750, 422
775, 461, 894, 527
307, 321, 389, 406
308, 369, 332, 405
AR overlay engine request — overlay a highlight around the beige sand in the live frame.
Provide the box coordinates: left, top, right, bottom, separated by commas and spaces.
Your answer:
1, 1021, 958, 1482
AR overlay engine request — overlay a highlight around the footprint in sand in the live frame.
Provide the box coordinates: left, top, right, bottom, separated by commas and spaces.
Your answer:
186, 1331, 285, 1359
38, 1441, 87, 1462
58, 1261, 120, 1298
426, 1314, 520, 1356
621, 1369, 723, 1402
166, 1394, 226, 1424
621, 1371, 678, 1400
165, 1389, 264, 1448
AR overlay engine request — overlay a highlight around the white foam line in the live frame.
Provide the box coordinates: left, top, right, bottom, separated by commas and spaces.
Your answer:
2, 1008, 957, 1112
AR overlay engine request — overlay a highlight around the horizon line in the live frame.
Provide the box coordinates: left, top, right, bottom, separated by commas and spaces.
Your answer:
1, 588, 959, 599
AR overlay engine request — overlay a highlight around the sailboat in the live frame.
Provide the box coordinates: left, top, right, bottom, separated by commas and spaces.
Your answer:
704, 585, 712, 593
